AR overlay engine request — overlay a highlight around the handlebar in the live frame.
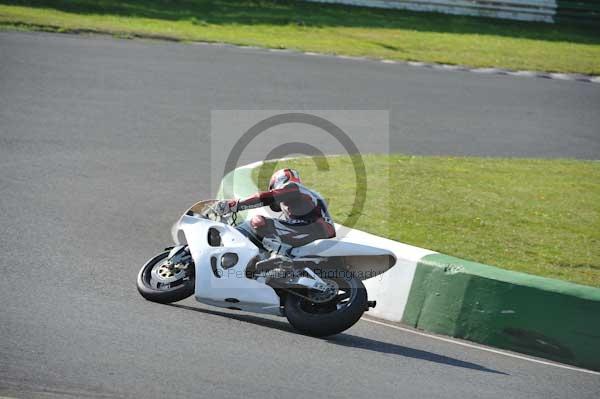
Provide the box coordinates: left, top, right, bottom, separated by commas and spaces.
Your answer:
183, 200, 239, 226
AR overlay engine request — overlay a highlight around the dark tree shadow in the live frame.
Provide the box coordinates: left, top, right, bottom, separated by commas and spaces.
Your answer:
3, 0, 599, 44
168, 303, 507, 375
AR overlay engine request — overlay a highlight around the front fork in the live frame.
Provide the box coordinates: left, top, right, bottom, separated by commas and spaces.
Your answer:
165, 245, 192, 270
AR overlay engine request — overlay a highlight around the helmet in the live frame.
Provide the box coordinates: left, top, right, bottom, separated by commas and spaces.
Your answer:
268, 168, 301, 190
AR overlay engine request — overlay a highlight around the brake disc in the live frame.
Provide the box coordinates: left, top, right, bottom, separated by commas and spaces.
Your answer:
151, 261, 187, 284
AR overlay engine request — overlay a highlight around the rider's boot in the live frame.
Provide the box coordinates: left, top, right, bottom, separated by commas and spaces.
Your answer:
262, 236, 293, 260
253, 236, 295, 282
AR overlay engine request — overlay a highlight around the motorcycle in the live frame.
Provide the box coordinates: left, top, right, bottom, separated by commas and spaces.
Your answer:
137, 200, 396, 336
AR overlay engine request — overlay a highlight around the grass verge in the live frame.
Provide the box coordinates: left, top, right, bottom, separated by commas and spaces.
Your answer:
254, 155, 600, 287
0, 0, 599, 74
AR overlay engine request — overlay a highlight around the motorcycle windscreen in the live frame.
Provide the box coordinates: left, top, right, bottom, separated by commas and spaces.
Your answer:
186, 199, 219, 217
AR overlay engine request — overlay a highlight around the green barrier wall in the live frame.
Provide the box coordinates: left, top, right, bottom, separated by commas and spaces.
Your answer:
403, 254, 600, 371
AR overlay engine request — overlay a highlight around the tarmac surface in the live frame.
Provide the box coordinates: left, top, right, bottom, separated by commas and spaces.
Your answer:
1, 31, 599, 398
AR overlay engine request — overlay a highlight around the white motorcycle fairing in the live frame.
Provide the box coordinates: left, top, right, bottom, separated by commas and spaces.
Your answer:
291, 239, 396, 280
174, 213, 282, 315
170, 201, 396, 316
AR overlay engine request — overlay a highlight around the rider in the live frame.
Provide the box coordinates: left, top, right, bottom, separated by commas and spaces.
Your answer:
215, 168, 336, 257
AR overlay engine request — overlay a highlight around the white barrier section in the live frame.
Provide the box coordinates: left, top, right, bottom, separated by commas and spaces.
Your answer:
305, 0, 557, 23
336, 225, 435, 321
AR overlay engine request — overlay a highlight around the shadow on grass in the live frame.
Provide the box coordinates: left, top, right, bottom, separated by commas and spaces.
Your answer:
168, 303, 507, 375
2, 0, 600, 44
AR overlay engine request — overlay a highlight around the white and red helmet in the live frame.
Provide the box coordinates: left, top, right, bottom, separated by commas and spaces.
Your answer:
268, 168, 301, 190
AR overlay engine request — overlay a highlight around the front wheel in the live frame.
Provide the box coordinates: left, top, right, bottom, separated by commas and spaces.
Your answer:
137, 250, 195, 304
284, 273, 367, 337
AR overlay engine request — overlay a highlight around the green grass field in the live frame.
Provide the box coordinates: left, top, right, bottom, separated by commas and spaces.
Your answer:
1, 0, 600, 74
254, 156, 600, 287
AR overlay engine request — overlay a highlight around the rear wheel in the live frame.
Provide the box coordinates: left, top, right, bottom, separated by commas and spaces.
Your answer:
284, 273, 367, 337
136, 250, 195, 304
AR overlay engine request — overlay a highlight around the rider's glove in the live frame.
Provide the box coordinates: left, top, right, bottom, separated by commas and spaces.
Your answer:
215, 199, 238, 216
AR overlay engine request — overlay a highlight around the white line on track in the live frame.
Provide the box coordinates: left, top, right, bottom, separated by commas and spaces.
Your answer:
361, 317, 600, 376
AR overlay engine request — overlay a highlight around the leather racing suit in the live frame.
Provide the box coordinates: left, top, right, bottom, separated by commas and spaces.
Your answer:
233, 182, 335, 254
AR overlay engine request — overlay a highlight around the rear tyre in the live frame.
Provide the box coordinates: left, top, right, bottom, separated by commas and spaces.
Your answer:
136, 250, 195, 304
284, 273, 367, 337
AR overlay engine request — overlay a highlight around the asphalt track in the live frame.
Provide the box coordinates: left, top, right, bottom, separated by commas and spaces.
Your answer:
1, 31, 599, 398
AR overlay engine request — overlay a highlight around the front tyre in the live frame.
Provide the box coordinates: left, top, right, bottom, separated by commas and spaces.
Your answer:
284, 273, 367, 337
137, 250, 195, 304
